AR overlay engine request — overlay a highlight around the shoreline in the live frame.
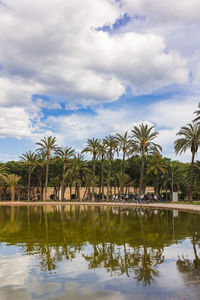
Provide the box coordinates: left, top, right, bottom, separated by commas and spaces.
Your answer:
0, 201, 200, 214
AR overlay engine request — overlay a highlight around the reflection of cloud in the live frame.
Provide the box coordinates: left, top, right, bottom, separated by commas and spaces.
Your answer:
55, 282, 125, 300
0, 254, 31, 287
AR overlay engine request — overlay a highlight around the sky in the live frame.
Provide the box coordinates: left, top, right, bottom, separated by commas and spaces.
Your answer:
0, 0, 200, 162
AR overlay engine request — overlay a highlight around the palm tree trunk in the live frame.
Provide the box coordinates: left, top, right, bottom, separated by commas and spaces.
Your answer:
156, 173, 159, 197
101, 154, 104, 201
28, 165, 31, 201
69, 184, 72, 200
77, 170, 80, 201
18, 189, 20, 201
39, 176, 43, 201
11, 185, 15, 201
107, 159, 111, 200
139, 155, 145, 194
121, 152, 125, 194
82, 187, 88, 201
61, 160, 66, 201
189, 152, 195, 202
44, 159, 49, 201
92, 155, 96, 202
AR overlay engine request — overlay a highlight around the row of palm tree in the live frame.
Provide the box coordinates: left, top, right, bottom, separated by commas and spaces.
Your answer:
3, 106, 200, 202
14, 123, 161, 202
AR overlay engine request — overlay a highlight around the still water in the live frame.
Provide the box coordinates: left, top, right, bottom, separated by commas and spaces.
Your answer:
0, 205, 200, 300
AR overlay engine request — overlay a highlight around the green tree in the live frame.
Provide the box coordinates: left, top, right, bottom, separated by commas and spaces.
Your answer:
131, 123, 161, 194
147, 154, 168, 197
82, 138, 101, 201
36, 136, 57, 201
97, 141, 107, 200
72, 154, 86, 201
103, 135, 118, 199
19, 151, 38, 201
174, 123, 200, 202
5, 174, 21, 201
116, 131, 131, 193
55, 146, 75, 201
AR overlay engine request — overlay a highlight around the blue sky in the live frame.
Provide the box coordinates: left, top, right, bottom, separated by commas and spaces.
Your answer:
0, 0, 200, 162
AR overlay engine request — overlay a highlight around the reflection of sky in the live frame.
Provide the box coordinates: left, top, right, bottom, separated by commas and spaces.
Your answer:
0, 238, 199, 300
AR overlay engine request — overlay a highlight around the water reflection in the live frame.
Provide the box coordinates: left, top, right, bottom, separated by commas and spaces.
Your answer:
0, 206, 200, 299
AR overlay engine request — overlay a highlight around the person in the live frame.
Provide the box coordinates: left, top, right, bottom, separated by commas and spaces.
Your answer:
32, 195, 38, 202
154, 194, 157, 202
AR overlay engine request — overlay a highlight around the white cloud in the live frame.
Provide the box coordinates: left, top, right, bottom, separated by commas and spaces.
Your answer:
122, 0, 200, 24
0, 0, 188, 109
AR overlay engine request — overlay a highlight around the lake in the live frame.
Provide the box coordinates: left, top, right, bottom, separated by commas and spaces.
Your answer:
0, 205, 200, 300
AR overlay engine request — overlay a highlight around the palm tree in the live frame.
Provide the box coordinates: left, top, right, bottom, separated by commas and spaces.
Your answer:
0, 164, 8, 201
98, 141, 107, 200
174, 123, 200, 202
82, 138, 101, 201
35, 151, 46, 201
193, 102, 200, 123
103, 135, 118, 199
55, 146, 75, 201
116, 131, 132, 193
131, 123, 162, 194
163, 161, 186, 201
72, 154, 86, 201
5, 174, 21, 201
147, 154, 168, 197
65, 168, 76, 200
36, 136, 57, 201
20, 151, 38, 201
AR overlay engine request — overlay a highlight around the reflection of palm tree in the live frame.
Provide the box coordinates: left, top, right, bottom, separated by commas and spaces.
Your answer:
134, 246, 164, 286
177, 234, 200, 284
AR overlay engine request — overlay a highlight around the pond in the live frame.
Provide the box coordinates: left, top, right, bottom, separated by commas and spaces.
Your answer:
0, 205, 200, 300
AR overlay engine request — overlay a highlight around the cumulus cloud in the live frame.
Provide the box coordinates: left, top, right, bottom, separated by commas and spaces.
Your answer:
0, 0, 188, 109
122, 0, 200, 24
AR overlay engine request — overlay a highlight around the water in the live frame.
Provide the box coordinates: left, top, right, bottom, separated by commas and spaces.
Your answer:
0, 205, 200, 300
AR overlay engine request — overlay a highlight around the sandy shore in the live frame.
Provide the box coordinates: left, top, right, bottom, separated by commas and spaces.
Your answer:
0, 201, 200, 214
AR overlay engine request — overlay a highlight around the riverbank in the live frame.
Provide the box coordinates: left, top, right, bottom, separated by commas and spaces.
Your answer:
0, 201, 200, 214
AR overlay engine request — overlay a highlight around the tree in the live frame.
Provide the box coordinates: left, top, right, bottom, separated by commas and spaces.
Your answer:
36, 136, 57, 201
55, 147, 75, 201
72, 154, 86, 201
193, 102, 200, 123
0, 164, 8, 201
103, 135, 118, 199
97, 141, 107, 200
116, 131, 132, 193
19, 151, 38, 201
82, 138, 101, 201
5, 174, 21, 201
147, 154, 167, 197
131, 123, 162, 194
174, 123, 200, 202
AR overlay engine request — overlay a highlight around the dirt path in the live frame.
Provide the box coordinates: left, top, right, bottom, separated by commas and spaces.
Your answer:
0, 201, 200, 214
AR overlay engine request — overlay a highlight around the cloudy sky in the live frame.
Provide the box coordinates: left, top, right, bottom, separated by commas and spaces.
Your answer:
0, 0, 199, 161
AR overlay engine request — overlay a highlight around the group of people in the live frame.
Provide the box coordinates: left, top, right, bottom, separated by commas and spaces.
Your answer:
111, 193, 164, 203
